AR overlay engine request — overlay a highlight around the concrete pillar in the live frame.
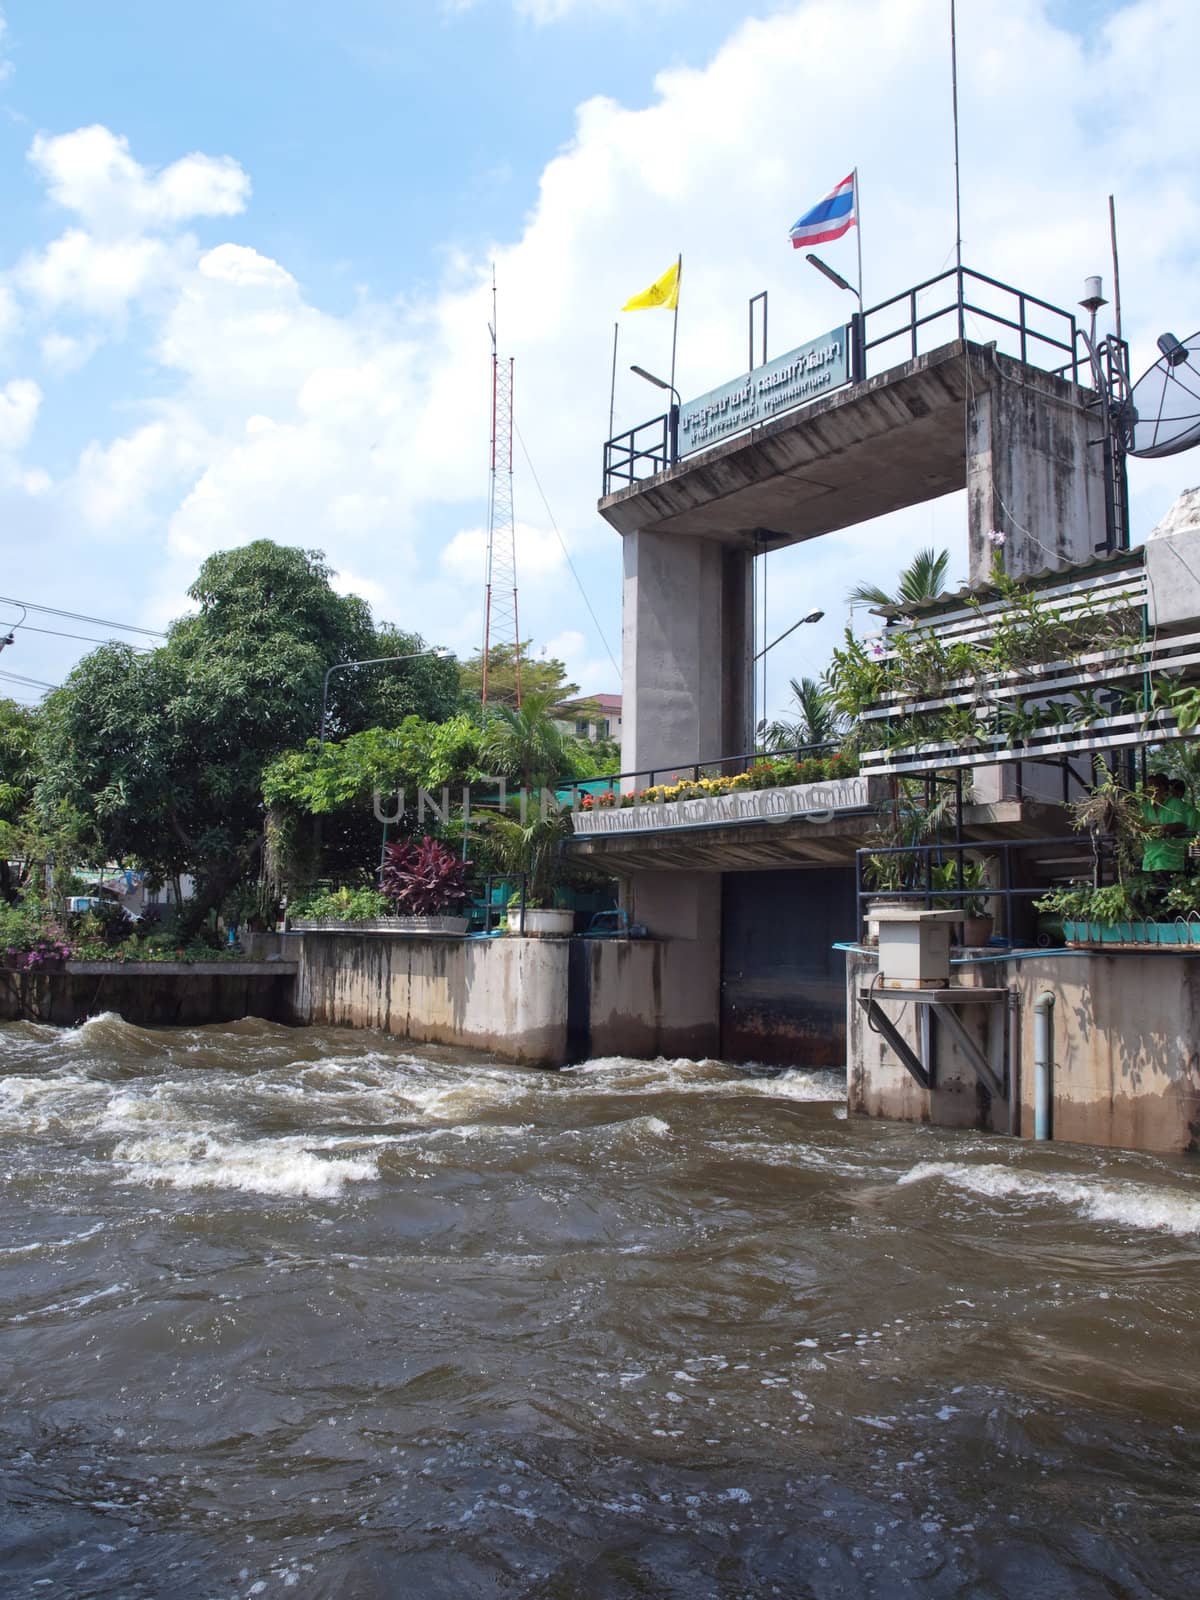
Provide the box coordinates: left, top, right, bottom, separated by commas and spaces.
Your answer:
620, 529, 753, 775
623, 870, 722, 1057
966, 357, 1109, 584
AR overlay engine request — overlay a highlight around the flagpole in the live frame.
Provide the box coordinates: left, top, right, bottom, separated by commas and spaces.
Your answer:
853, 167, 864, 314
950, 0, 964, 337
669, 253, 681, 397
608, 320, 619, 440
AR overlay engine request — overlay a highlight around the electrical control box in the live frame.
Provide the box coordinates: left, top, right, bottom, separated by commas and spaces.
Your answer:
872, 908, 960, 988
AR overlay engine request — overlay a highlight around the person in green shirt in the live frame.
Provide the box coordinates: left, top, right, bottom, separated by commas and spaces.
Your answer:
1142, 773, 1190, 880
1170, 778, 1200, 842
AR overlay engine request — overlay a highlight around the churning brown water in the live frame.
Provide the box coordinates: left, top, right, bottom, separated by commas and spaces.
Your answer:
1, 1014, 1198, 1598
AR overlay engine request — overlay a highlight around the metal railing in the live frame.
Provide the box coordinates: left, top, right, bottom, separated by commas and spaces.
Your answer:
854, 834, 1113, 943
602, 410, 675, 495
860, 265, 1079, 382
602, 263, 1084, 495
557, 740, 843, 813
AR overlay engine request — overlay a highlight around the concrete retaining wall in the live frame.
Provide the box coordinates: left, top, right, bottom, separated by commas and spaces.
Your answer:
847, 948, 1200, 1154
570, 938, 721, 1062
0, 962, 298, 1028
290, 932, 570, 1066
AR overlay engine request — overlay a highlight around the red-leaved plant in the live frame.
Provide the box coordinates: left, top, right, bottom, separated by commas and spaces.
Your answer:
380, 836, 469, 917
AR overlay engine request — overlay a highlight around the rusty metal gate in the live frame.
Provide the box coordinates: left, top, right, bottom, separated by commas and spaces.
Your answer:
720, 867, 856, 1067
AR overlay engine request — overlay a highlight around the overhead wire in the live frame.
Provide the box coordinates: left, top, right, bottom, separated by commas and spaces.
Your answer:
0, 594, 165, 639
512, 421, 621, 682
0, 669, 59, 692
11, 622, 153, 649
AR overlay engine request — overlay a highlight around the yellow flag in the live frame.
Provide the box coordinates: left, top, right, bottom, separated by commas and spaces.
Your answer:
622, 257, 680, 312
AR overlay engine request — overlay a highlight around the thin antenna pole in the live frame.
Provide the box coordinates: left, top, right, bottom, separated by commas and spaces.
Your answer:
669, 253, 682, 397
1108, 193, 1123, 350
608, 321, 619, 440
510, 357, 521, 707
950, 0, 964, 336
761, 543, 769, 746
482, 270, 522, 712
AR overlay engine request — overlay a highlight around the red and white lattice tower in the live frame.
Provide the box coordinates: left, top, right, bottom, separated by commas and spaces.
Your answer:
482, 277, 521, 710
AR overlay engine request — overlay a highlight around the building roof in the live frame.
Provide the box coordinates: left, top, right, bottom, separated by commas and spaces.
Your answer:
557, 693, 622, 712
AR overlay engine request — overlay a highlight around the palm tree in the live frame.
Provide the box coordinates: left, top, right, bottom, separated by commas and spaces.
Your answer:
761, 676, 845, 752
479, 687, 572, 793
848, 547, 951, 611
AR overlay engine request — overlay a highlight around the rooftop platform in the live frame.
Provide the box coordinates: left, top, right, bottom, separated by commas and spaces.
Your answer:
599, 339, 1092, 550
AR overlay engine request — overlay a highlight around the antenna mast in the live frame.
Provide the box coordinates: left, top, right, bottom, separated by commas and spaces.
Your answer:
482, 268, 522, 711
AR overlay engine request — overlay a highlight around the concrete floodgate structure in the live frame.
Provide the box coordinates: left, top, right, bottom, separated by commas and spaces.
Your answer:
582, 270, 1200, 1156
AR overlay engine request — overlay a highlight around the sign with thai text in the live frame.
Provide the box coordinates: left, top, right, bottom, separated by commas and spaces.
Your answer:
571, 776, 869, 836
678, 326, 849, 456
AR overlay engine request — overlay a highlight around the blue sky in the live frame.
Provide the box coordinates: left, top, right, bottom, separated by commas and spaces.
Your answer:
1, 0, 1197, 732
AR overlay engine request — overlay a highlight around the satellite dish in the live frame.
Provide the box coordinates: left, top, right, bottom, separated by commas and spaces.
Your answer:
1125, 329, 1200, 459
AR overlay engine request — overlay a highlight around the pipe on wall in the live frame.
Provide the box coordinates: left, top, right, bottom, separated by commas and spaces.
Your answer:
1007, 987, 1021, 1137
1033, 991, 1054, 1141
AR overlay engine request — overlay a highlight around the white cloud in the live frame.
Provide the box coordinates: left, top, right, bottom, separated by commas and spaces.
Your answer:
74, 418, 207, 533
0, 378, 41, 453
39, 331, 99, 373
10, 0, 1200, 711
0, 283, 19, 346
16, 227, 183, 317
27, 125, 249, 232
0, 10, 13, 84
441, 522, 567, 583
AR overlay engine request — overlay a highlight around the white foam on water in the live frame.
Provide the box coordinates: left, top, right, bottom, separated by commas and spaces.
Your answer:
899, 1160, 1200, 1238
740, 1070, 845, 1103
565, 1055, 845, 1102
0, 1071, 111, 1134
112, 1131, 379, 1198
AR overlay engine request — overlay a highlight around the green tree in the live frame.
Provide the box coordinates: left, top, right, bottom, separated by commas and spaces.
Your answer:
458, 641, 580, 708
848, 547, 951, 611
39, 541, 452, 935
479, 688, 595, 792
0, 699, 58, 902
761, 676, 846, 752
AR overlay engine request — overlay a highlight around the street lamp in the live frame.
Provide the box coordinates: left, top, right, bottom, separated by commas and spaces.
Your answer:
319, 648, 452, 747
631, 364, 681, 462
753, 610, 824, 661
806, 253, 857, 301
806, 253, 865, 381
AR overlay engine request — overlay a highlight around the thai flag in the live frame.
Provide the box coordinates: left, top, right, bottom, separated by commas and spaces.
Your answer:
788, 173, 856, 250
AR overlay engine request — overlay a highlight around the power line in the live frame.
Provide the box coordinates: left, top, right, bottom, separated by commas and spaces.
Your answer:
12, 622, 153, 650
513, 421, 621, 682
0, 669, 58, 691
0, 594, 165, 639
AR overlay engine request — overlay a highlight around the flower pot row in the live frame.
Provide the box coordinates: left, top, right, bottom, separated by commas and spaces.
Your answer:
290, 916, 470, 936
1063, 919, 1200, 948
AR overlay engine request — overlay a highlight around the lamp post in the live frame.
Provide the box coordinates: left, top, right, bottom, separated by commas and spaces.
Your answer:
806, 252, 865, 382
630, 364, 681, 463
753, 610, 824, 748
319, 648, 451, 747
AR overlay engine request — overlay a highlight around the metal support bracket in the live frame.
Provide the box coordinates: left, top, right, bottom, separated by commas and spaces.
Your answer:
859, 987, 1007, 1099
858, 992, 930, 1090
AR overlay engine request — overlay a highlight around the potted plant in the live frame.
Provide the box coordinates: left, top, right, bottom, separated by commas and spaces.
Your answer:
380, 836, 470, 934
932, 857, 994, 946
471, 812, 575, 936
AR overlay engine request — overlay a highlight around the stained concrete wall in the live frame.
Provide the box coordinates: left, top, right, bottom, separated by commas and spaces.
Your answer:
291, 933, 570, 1066
0, 963, 297, 1028
966, 360, 1108, 583
1146, 526, 1200, 631
573, 937, 721, 1062
621, 530, 752, 773
846, 949, 1200, 1155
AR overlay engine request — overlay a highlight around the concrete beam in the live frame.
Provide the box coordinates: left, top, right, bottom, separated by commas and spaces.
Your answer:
599, 340, 1106, 585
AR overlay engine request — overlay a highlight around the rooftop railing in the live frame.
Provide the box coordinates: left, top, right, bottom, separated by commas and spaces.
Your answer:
602, 263, 1087, 496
